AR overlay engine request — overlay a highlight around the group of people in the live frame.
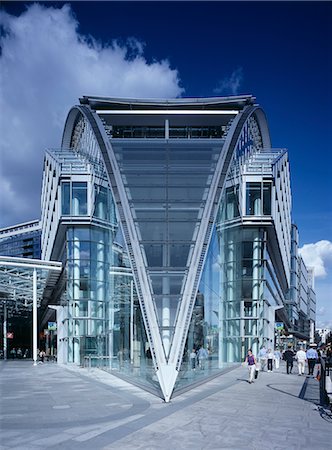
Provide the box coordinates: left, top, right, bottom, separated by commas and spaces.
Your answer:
190, 346, 209, 370
245, 343, 320, 383
255, 346, 282, 372
9, 347, 29, 359
281, 344, 319, 376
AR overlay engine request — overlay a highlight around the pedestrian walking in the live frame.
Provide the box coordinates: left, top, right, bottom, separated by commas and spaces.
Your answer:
295, 347, 306, 375
258, 346, 267, 372
245, 349, 257, 384
190, 348, 197, 370
39, 350, 46, 363
274, 348, 281, 370
283, 346, 295, 374
306, 344, 318, 376
267, 348, 274, 372
197, 346, 209, 370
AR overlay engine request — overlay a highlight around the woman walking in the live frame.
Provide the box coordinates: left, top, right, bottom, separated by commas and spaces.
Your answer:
245, 349, 257, 384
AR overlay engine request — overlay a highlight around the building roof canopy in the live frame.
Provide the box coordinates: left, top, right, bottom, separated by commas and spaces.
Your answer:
0, 256, 62, 317
80, 95, 256, 111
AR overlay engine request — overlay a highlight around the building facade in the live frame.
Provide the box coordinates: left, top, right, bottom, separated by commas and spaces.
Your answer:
0, 220, 41, 259
36, 95, 315, 401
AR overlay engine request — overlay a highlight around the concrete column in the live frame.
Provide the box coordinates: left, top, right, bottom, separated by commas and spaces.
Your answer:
73, 235, 80, 364
226, 239, 234, 361
95, 238, 105, 336
73, 195, 79, 215
252, 235, 261, 356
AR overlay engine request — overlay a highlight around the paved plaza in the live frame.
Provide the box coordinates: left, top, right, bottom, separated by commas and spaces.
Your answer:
0, 359, 331, 450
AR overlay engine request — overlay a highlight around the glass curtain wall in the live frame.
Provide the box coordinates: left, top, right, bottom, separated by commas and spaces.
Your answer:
174, 115, 268, 390
111, 140, 222, 359
175, 224, 266, 391
66, 226, 111, 364
218, 227, 265, 362
61, 182, 157, 391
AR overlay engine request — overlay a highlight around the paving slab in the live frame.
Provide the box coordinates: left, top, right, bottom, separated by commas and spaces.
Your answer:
0, 360, 331, 449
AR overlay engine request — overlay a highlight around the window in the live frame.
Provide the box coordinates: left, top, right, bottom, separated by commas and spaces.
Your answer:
72, 182, 87, 215
246, 182, 271, 216
62, 182, 70, 215
61, 181, 87, 216
262, 183, 271, 215
94, 185, 108, 220
225, 186, 240, 220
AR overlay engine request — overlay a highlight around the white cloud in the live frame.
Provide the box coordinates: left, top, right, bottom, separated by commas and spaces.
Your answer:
214, 67, 243, 95
299, 240, 332, 278
314, 281, 332, 329
0, 4, 183, 227
299, 241, 332, 329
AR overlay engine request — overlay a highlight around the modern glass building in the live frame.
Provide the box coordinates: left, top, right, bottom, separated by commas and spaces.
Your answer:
1, 95, 315, 401
0, 220, 41, 259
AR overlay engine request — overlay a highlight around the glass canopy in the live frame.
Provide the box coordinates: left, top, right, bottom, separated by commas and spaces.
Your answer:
0, 256, 62, 316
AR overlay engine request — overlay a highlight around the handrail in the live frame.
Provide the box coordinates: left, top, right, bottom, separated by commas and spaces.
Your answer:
319, 357, 332, 406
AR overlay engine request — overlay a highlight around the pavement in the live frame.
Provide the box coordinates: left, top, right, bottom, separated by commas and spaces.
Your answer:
0, 359, 331, 450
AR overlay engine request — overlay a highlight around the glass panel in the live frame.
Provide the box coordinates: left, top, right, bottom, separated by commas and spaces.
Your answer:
168, 174, 211, 187
144, 244, 163, 266
263, 183, 271, 215
94, 185, 109, 220
79, 241, 90, 259
168, 187, 206, 201
225, 187, 240, 220
125, 174, 167, 186
243, 242, 253, 259
79, 301, 88, 317
139, 222, 167, 241
150, 275, 184, 295
61, 182, 70, 215
72, 228, 90, 241
169, 244, 191, 267
169, 222, 196, 241
153, 294, 181, 333
72, 182, 87, 215
167, 210, 200, 220
135, 210, 166, 220
112, 125, 165, 138
130, 187, 166, 201
246, 182, 261, 215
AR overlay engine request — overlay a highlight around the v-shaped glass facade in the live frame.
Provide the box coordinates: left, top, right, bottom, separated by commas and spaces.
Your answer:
112, 140, 225, 358
40, 95, 314, 402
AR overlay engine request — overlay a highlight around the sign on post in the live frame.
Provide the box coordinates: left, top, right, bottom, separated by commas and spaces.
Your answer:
48, 322, 57, 331
275, 322, 284, 331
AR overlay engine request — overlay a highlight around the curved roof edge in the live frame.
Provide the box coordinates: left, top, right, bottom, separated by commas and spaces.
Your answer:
79, 95, 256, 111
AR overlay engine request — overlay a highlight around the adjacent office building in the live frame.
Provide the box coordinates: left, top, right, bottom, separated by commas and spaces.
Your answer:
1, 95, 316, 401
0, 221, 41, 259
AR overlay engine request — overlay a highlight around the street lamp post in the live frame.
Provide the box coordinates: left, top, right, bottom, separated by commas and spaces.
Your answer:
33, 268, 38, 366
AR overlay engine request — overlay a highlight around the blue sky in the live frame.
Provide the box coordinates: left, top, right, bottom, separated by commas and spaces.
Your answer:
0, 1, 331, 327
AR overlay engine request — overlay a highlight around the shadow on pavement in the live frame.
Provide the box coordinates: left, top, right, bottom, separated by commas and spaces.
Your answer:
266, 377, 332, 424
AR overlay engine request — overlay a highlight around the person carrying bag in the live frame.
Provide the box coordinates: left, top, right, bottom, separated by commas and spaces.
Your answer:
245, 349, 257, 384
